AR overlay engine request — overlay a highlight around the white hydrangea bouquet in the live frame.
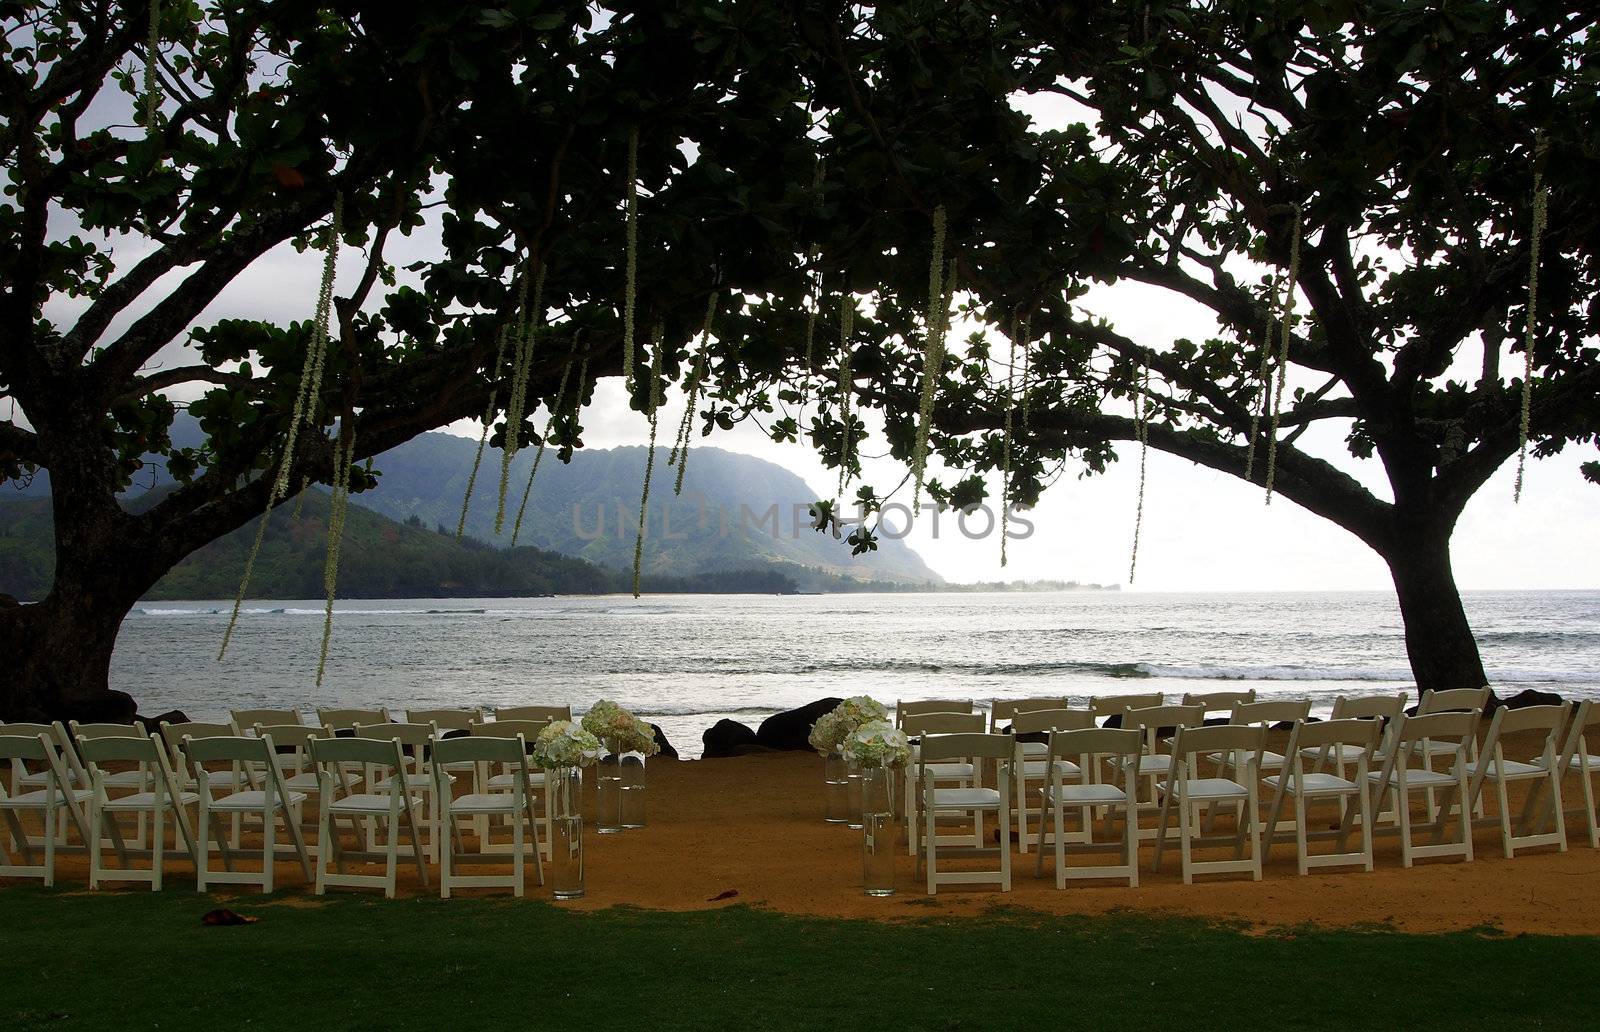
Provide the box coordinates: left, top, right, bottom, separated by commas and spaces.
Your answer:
533, 720, 601, 770
582, 699, 661, 756
843, 720, 912, 768
808, 695, 890, 755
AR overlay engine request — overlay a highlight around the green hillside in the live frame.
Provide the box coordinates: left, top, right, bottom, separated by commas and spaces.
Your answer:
10, 420, 945, 589
0, 493, 798, 602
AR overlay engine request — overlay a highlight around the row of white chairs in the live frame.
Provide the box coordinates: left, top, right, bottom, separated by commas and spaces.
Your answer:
0, 710, 574, 898
895, 690, 1599, 894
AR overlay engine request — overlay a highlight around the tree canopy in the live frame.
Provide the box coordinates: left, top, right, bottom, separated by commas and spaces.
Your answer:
2, 0, 1596, 718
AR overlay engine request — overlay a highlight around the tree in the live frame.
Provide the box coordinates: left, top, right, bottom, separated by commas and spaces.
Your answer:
792, 1, 1598, 690
0, 0, 1038, 720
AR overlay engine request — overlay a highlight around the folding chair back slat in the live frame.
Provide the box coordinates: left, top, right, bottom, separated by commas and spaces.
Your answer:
317, 708, 390, 732
492, 705, 571, 723
1229, 700, 1312, 726
903, 712, 985, 738
1418, 687, 1491, 714
1011, 709, 1095, 736
896, 699, 974, 727
1090, 693, 1164, 721
1331, 693, 1408, 721
231, 709, 302, 731
991, 698, 1070, 730
1294, 717, 1382, 752
433, 736, 526, 766
406, 708, 481, 731
69, 722, 144, 740
1182, 690, 1258, 712
919, 731, 1015, 763
472, 719, 551, 740
1171, 723, 1268, 758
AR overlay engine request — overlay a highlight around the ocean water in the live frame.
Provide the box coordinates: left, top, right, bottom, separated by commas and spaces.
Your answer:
113, 590, 1600, 758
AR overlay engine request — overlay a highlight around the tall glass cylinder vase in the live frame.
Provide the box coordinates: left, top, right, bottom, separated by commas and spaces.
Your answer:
860, 765, 896, 896
550, 767, 585, 900
822, 750, 850, 824
620, 751, 647, 829
596, 739, 626, 834
846, 756, 865, 830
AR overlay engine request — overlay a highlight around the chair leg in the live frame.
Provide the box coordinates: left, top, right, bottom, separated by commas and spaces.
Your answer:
440, 809, 453, 900
88, 801, 103, 890
262, 807, 277, 894
152, 804, 166, 892
1177, 787, 1193, 885
1397, 786, 1414, 868
1496, 774, 1514, 859
196, 803, 210, 892
1295, 793, 1309, 877
512, 808, 525, 898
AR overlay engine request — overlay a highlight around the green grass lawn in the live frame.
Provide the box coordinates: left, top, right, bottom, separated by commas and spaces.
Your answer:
1, 886, 1594, 1031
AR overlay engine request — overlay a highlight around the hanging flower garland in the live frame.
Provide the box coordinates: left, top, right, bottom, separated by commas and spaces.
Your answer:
1018, 316, 1032, 431
1127, 361, 1150, 585
455, 325, 511, 539
632, 330, 664, 598
668, 292, 717, 495
1243, 272, 1279, 484
316, 417, 356, 687
510, 339, 582, 547
799, 159, 825, 411
1000, 319, 1018, 567
1265, 212, 1302, 505
622, 128, 640, 392
912, 206, 948, 515
835, 287, 856, 501
496, 263, 545, 534
219, 194, 342, 661
143, 0, 161, 143
1514, 136, 1550, 504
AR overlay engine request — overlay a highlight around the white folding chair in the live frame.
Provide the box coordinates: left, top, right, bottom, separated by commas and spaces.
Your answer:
902, 711, 985, 857
311, 736, 429, 898
1034, 726, 1141, 888
1366, 710, 1479, 868
161, 720, 257, 848
1010, 708, 1094, 853
491, 705, 572, 723
1413, 688, 1492, 817
0, 721, 89, 849
1210, 699, 1312, 833
1, 733, 90, 885
185, 734, 313, 893
1464, 704, 1568, 859
355, 721, 448, 863
79, 733, 200, 891
1263, 718, 1380, 875
1122, 703, 1206, 837
918, 731, 1014, 894
1525, 700, 1598, 847
1304, 693, 1407, 775
472, 719, 553, 857
1154, 723, 1268, 884
251, 723, 345, 858
432, 735, 544, 897
68, 721, 151, 848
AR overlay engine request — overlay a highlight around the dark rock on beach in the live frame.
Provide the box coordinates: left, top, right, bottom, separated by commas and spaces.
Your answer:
650, 722, 679, 759
755, 697, 844, 751
702, 719, 758, 758
136, 710, 191, 734
1500, 688, 1564, 710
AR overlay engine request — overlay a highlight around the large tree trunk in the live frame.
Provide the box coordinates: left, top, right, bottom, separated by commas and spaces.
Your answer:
1383, 530, 1489, 692
0, 591, 139, 724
